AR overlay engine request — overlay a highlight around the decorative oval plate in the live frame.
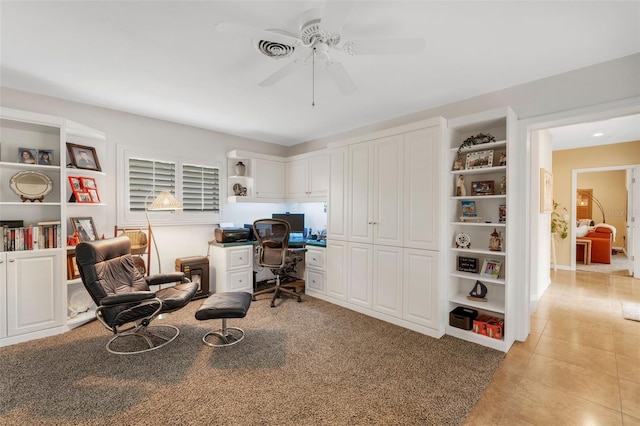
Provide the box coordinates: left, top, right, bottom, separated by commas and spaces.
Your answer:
9, 170, 53, 202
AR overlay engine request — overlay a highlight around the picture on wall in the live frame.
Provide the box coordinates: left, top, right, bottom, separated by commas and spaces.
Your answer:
540, 168, 553, 213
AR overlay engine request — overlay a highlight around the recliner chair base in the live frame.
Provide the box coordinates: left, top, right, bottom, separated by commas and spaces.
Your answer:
202, 324, 246, 347
106, 324, 180, 355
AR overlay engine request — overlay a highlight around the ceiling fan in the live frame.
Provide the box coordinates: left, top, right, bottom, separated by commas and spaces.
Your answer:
216, 1, 425, 98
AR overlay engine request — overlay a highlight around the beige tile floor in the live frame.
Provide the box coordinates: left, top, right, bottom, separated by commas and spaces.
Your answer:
465, 269, 640, 425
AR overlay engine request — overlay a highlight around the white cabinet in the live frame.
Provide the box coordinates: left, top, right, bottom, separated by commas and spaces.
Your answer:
2, 250, 64, 340
285, 154, 328, 200
304, 246, 325, 295
327, 147, 348, 241
1, 107, 105, 347
372, 245, 403, 318
347, 242, 373, 308
403, 248, 439, 329
209, 243, 254, 293
323, 117, 445, 339
326, 240, 347, 300
254, 158, 285, 199
446, 107, 517, 352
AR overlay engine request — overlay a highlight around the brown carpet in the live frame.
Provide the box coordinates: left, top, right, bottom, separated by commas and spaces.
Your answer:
0, 294, 504, 425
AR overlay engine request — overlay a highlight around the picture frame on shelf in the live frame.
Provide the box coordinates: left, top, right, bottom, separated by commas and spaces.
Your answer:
66, 143, 101, 171
68, 176, 101, 203
465, 149, 493, 170
457, 256, 479, 273
68, 176, 82, 192
471, 180, 495, 196
540, 168, 553, 213
76, 192, 93, 203
460, 200, 477, 217
499, 204, 506, 223
480, 259, 502, 279
18, 147, 37, 164
87, 188, 100, 203
38, 149, 54, 165
70, 217, 98, 242
66, 252, 80, 280
80, 177, 97, 189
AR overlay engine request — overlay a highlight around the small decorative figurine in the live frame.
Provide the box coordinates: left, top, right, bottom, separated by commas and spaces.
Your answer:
489, 228, 503, 251
468, 280, 488, 302
456, 175, 466, 196
452, 156, 463, 171
500, 176, 506, 194
499, 152, 507, 166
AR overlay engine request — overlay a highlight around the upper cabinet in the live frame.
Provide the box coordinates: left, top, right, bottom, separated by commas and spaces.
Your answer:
285, 153, 328, 201
227, 149, 327, 203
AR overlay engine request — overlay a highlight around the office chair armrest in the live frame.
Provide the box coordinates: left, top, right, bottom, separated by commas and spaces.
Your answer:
101, 291, 157, 306
145, 272, 188, 286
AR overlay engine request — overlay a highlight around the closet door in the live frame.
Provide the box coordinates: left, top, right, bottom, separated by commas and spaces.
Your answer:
373, 135, 404, 247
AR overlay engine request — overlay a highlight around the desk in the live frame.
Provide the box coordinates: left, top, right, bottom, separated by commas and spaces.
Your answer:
576, 238, 592, 265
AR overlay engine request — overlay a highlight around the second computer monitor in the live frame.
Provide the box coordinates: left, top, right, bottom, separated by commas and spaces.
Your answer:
272, 213, 304, 234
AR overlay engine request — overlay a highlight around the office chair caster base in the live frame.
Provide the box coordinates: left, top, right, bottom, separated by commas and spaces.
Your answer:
106, 324, 180, 355
202, 327, 245, 347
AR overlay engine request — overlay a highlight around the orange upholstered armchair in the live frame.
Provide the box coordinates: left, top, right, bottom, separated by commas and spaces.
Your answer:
577, 226, 613, 264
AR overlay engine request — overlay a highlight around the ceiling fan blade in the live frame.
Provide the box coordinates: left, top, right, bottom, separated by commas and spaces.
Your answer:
258, 58, 307, 87
343, 38, 426, 55
325, 61, 357, 95
216, 21, 302, 47
321, 1, 356, 34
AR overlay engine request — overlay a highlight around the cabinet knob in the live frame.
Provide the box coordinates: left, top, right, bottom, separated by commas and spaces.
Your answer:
9, 258, 15, 262
239, 279, 243, 282
312, 257, 317, 261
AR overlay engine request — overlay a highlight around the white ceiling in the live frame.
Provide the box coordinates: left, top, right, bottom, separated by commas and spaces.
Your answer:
549, 114, 640, 151
1, 1, 639, 147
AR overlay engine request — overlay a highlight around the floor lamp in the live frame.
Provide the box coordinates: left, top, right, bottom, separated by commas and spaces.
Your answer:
145, 191, 183, 273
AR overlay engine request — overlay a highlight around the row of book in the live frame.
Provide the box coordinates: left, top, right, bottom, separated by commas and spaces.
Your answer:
2, 221, 62, 251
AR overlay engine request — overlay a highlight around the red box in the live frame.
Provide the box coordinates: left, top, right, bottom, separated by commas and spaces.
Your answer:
472, 315, 492, 335
486, 318, 504, 340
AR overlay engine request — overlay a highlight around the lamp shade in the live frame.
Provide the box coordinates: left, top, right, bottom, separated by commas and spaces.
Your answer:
148, 191, 183, 211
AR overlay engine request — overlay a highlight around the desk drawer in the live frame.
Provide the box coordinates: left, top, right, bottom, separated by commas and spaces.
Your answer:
306, 247, 325, 269
227, 269, 252, 293
227, 246, 253, 270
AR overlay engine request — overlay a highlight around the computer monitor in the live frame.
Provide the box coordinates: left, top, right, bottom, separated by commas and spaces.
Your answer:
272, 213, 305, 234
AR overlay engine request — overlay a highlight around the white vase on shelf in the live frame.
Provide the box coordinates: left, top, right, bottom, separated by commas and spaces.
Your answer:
235, 161, 246, 176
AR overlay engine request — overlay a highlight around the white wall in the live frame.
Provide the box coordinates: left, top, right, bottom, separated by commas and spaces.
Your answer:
531, 129, 553, 304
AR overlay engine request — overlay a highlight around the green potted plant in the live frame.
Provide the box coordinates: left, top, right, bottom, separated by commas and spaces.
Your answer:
551, 201, 569, 239
457, 132, 496, 154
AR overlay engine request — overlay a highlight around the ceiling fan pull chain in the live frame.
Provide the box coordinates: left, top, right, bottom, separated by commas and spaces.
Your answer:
312, 47, 316, 108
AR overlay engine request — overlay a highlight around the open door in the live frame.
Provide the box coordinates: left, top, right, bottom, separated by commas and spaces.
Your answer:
629, 166, 640, 278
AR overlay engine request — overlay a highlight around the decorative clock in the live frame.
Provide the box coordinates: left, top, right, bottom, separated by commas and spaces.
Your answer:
455, 233, 471, 249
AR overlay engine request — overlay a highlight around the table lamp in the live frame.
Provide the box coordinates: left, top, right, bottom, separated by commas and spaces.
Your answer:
145, 191, 183, 273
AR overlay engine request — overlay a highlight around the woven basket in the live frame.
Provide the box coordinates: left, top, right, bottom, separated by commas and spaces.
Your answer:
119, 230, 148, 255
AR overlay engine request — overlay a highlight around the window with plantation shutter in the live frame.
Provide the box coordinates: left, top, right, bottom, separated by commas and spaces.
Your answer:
118, 146, 223, 226
129, 158, 176, 211
182, 164, 220, 213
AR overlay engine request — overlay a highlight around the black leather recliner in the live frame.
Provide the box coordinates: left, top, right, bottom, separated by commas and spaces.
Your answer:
75, 236, 198, 355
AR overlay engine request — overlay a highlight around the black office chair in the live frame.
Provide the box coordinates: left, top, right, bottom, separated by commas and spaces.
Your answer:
75, 236, 199, 355
252, 218, 305, 307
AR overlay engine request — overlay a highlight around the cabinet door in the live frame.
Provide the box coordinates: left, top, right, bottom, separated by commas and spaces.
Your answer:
254, 158, 285, 198
308, 154, 329, 197
6, 250, 64, 337
372, 245, 403, 318
403, 248, 439, 330
326, 240, 347, 300
348, 142, 374, 243
327, 147, 348, 240
285, 159, 308, 198
404, 127, 440, 250
347, 242, 373, 308
373, 135, 403, 247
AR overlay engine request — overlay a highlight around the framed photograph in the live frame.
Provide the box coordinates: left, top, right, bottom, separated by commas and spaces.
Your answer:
457, 256, 479, 273
80, 177, 97, 189
70, 217, 98, 241
460, 200, 477, 217
38, 149, 54, 165
87, 188, 101, 203
67, 253, 80, 280
68, 176, 82, 192
499, 204, 506, 223
540, 168, 553, 213
471, 180, 495, 196
76, 192, 93, 203
465, 150, 493, 170
18, 147, 37, 164
480, 259, 502, 279
66, 143, 101, 171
